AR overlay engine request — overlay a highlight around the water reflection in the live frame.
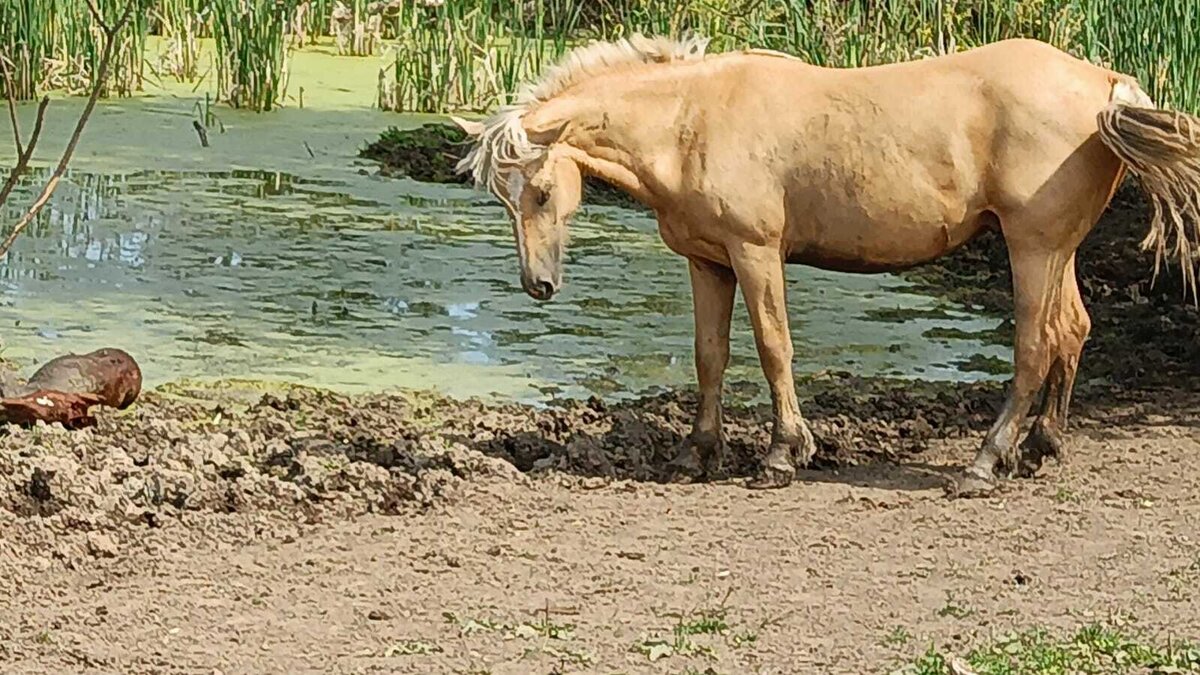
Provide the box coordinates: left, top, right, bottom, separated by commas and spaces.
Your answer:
0, 167, 1010, 403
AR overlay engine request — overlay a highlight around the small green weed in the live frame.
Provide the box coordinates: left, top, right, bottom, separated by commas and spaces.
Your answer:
898, 623, 1200, 674
937, 594, 974, 620
884, 626, 914, 647
382, 639, 443, 657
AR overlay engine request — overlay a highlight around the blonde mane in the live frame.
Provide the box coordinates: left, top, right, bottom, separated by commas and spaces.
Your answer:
455, 34, 710, 201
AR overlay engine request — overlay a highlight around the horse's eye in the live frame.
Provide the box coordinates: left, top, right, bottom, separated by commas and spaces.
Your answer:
535, 189, 550, 207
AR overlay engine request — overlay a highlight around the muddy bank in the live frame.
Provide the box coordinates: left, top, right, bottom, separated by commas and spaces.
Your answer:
0, 375, 1008, 557
6, 364, 1195, 564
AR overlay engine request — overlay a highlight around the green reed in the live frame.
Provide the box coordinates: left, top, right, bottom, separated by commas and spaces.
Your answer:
3, 0, 1196, 115
757, 0, 1199, 111
211, 0, 296, 111
154, 0, 208, 81
1, 0, 147, 100
0, 0, 53, 100
1081, 0, 1200, 113
379, 0, 582, 114
375, 0, 1199, 115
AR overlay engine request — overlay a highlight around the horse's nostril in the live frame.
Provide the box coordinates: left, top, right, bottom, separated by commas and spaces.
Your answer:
534, 280, 554, 299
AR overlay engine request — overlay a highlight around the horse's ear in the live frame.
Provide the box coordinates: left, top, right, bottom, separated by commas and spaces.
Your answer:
450, 115, 484, 137
526, 120, 570, 146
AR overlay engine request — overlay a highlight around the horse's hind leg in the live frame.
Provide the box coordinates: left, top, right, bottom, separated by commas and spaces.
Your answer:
1018, 256, 1090, 476
959, 242, 1069, 495
667, 258, 737, 482
729, 244, 817, 490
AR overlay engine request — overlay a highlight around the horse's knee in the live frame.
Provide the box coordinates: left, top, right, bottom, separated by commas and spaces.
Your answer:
694, 336, 730, 380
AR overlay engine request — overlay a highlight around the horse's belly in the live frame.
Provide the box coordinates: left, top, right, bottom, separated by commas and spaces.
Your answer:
785, 213, 990, 273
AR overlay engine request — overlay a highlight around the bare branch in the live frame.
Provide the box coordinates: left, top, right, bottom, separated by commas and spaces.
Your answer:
0, 0, 139, 260
84, 0, 114, 36
0, 96, 49, 208
85, 0, 136, 38
2, 57, 25, 157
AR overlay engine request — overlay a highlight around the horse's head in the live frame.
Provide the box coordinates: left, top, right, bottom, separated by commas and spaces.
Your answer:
453, 115, 582, 302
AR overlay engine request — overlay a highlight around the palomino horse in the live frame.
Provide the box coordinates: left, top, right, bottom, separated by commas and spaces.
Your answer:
452, 35, 1200, 495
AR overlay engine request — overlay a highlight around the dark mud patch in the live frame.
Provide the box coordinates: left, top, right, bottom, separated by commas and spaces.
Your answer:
3, 372, 1198, 573
359, 122, 646, 210
0, 376, 1004, 543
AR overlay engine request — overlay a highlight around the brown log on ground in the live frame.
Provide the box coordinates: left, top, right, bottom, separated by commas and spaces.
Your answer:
0, 348, 142, 429
0, 390, 104, 429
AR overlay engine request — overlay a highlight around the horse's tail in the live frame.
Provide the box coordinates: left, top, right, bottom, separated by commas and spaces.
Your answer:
1096, 78, 1200, 300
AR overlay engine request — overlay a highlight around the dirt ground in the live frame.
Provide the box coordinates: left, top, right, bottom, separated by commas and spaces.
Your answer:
2, 378, 1200, 674
4, 144, 1200, 672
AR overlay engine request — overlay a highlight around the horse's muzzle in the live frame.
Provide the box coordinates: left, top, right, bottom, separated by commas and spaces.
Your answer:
524, 277, 559, 301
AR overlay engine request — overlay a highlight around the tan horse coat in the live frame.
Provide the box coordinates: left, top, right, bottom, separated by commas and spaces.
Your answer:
453, 36, 1200, 494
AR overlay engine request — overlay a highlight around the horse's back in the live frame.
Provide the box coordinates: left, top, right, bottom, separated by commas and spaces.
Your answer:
694, 39, 1127, 269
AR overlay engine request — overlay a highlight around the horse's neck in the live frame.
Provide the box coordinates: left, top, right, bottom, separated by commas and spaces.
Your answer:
532, 72, 693, 208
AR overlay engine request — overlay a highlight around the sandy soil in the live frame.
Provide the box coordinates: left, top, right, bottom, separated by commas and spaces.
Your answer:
2, 380, 1200, 674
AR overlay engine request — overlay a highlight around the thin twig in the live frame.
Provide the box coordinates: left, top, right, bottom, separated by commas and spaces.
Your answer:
0, 96, 48, 208
2, 58, 25, 157
0, 1, 138, 260
0, 55, 51, 209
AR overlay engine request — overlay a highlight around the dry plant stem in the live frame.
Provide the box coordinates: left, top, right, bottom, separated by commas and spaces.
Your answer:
0, 57, 52, 208
0, 1, 137, 260
0, 96, 49, 208
6, 67, 22, 154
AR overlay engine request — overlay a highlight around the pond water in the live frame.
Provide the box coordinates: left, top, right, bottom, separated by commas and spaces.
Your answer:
0, 42, 1009, 405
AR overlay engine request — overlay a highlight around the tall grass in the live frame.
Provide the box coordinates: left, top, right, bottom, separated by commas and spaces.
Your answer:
153, 0, 208, 82
211, 0, 296, 111
1, 0, 147, 99
378, 0, 1200, 114
378, 0, 583, 114
329, 0, 382, 56
1083, 0, 1200, 114
0, 0, 53, 100
1, 0, 1196, 115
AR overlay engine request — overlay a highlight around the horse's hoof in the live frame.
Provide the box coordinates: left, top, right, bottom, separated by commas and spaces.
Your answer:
665, 466, 702, 485
1017, 426, 1065, 478
949, 468, 998, 499
665, 432, 724, 484
746, 465, 794, 490
664, 452, 705, 484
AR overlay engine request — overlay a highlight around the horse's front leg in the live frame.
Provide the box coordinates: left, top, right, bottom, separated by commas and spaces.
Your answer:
731, 245, 816, 490
667, 258, 737, 483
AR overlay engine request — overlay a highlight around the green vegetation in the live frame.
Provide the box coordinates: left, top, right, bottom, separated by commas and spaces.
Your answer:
210, 0, 295, 110
901, 623, 1200, 675
151, 0, 208, 82
371, 0, 1200, 113
1, 0, 1197, 113
0, 0, 149, 99
378, 0, 581, 113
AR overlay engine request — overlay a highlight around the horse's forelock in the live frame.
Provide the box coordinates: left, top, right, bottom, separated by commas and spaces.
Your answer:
458, 107, 547, 205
